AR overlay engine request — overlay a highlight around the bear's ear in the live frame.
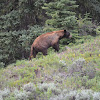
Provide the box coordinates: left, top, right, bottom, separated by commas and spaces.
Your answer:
64, 30, 66, 33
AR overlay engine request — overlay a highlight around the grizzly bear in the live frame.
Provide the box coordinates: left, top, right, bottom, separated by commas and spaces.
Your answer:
29, 30, 72, 60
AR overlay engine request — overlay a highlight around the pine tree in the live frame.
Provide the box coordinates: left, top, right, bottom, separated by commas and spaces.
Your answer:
0, 0, 46, 67
43, 0, 78, 31
76, 0, 100, 21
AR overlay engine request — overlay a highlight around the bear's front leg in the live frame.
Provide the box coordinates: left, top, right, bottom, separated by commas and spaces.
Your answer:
52, 43, 59, 52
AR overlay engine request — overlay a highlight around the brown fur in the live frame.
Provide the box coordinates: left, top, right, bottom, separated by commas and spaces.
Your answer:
29, 30, 71, 60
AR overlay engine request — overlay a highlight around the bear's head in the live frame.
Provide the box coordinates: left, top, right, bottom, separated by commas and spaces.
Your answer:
64, 30, 72, 38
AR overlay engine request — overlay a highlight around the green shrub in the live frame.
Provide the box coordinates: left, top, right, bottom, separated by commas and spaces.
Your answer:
77, 13, 97, 36
96, 26, 100, 35
50, 89, 100, 100
67, 58, 96, 79
0, 88, 10, 100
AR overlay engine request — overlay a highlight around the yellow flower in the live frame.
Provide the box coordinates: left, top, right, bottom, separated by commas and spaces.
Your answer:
73, 54, 75, 57
81, 54, 84, 57
99, 54, 100, 57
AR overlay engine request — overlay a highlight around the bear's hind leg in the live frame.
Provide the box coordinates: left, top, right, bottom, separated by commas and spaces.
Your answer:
33, 50, 38, 58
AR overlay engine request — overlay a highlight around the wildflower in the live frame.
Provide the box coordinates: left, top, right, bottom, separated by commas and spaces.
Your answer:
73, 53, 75, 57
59, 60, 66, 66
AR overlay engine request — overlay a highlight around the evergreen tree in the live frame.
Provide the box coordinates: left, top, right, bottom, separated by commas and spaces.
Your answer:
0, 0, 46, 31
43, 0, 78, 31
76, 0, 100, 21
0, 0, 46, 67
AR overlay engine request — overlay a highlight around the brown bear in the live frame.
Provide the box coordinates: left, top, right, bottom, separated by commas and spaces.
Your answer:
29, 30, 72, 60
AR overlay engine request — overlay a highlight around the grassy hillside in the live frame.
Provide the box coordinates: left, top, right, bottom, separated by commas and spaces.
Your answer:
0, 35, 100, 100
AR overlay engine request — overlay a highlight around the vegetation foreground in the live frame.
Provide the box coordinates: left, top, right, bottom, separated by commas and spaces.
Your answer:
0, 36, 100, 100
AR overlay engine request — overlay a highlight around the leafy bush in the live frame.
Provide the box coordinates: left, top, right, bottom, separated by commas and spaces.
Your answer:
23, 82, 36, 92
0, 62, 5, 68
67, 58, 96, 79
77, 13, 97, 36
0, 81, 100, 100
76, 90, 93, 100
38, 83, 61, 95
0, 82, 61, 100
14, 90, 28, 100
96, 26, 100, 35
93, 92, 100, 100
50, 89, 100, 100
15, 83, 37, 100
0, 88, 10, 100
